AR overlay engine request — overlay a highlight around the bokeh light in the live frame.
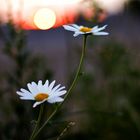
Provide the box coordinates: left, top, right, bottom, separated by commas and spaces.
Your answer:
33, 8, 56, 30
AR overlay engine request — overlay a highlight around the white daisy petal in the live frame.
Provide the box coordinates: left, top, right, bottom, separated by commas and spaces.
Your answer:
33, 102, 42, 108
27, 83, 38, 95
20, 96, 34, 100
48, 97, 64, 103
31, 82, 37, 87
17, 91, 31, 98
20, 88, 32, 95
48, 80, 56, 91
93, 32, 109, 35
57, 90, 67, 96
17, 91, 24, 96
33, 99, 48, 108
44, 80, 49, 87
50, 90, 67, 98
51, 84, 61, 93
71, 24, 80, 29
63, 25, 78, 32
92, 25, 99, 30
93, 25, 108, 33
38, 80, 43, 87
56, 86, 65, 92
73, 32, 81, 37
30, 82, 39, 94
38, 80, 43, 91
63, 24, 109, 37
17, 80, 66, 108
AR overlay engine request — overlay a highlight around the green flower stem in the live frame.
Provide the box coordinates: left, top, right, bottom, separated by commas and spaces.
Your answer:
30, 35, 88, 140
29, 104, 44, 140
63, 35, 87, 102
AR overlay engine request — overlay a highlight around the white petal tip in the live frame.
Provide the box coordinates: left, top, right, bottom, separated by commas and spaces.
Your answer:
103, 32, 109, 35
33, 103, 37, 108
61, 90, 67, 95
63, 25, 68, 29
93, 32, 109, 36
38, 80, 42, 82
59, 98, 64, 102
19, 97, 24, 100
16, 91, 19, 94
73, 34, 79, 37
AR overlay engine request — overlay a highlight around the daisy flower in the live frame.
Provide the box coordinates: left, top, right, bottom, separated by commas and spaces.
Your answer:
16, 80, 67, 108
63, 24, 109, 37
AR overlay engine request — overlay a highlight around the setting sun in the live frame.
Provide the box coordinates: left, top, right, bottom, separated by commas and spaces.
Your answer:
33, 8, 56, 30
0, 0, 92, 30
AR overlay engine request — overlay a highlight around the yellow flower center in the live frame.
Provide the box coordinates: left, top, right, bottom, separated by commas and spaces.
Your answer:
80, 27, 92, 33
35, 93, 49, 101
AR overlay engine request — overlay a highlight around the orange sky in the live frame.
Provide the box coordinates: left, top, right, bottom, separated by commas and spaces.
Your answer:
0, 0, 92, 29
0, 0, 127, 30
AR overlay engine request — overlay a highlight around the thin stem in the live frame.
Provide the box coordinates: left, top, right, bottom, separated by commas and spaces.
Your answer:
31, 35, 88, 140
29, 105, 44, 140
63, 35, 87, 101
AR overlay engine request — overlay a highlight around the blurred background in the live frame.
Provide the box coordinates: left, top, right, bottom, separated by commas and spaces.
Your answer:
0, 0, 140, 140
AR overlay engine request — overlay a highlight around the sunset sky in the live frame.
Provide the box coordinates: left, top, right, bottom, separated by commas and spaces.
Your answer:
0, 0, 127, 30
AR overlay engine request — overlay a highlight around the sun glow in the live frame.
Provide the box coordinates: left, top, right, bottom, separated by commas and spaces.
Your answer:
33, 8, 56, 30
0, 0, 127, 30
41, 0, 82, 6
0, 0, 83, 29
